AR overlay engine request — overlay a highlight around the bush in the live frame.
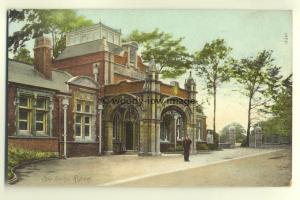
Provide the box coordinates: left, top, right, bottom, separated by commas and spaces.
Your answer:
166, 144, 183, 152
207, 143, 218, 150
196, 143, 209, 150
175, 144, 183, 151
7, 145, 57, 180
240, 138, 248, 147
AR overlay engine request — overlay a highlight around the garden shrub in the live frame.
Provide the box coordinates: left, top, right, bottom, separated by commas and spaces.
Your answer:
207, 143, 218, 150
196, 143, 209, 150
7, 145, 57, 180
166, 144, 183, 152
241, 138, 248, 147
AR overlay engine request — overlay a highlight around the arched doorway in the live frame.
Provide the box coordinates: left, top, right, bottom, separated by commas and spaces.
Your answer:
112, 105, 140, 153
124, 106, 139, 151
160, 105, 187, 152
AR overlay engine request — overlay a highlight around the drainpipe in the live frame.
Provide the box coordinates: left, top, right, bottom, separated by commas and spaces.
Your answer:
98, 103, 104, 155
62, 98, 69, 158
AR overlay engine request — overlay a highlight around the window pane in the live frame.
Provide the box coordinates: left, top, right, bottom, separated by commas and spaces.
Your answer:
84, 116, 90, 124
36, 122, 44, 131
85, 104, 90, 113
36, 98, 46, 109
19, 110, 28, 120
102, 30, 108, 39
76, 103, 82, 112
85, 125, 90, 136
108, 32, 113, 43
36, 111, 44, 121
19, 121, 28, 130
130, 47, 137, 65
75, 124, 81, 136
76, 115, 81, 123
19, 96, 29, 107
114, 35, 120, 45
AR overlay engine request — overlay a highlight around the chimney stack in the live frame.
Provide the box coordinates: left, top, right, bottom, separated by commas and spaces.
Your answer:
33, 36, 53, 80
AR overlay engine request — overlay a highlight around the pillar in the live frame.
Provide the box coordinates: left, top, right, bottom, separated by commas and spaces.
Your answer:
98, 104, 103, 155
62, 98, 69, 158
104, 121, 113, 154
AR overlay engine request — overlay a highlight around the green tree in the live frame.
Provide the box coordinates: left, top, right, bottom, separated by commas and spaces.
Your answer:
220, 122, 246, 143
12, 48, 33, 64
194, 38, 232, 135
260, 74, 292, 140
8, 9, 93, 58
125, 28, 192, 78
231, 50, 282, 146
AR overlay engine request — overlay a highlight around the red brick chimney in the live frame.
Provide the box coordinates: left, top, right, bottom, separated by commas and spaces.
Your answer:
33, 36, 53, 80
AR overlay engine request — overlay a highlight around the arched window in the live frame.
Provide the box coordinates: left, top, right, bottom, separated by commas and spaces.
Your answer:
113, 112, 121, 140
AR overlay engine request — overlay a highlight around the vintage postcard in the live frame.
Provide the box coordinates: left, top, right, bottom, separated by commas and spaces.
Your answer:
5, 8, 292, 190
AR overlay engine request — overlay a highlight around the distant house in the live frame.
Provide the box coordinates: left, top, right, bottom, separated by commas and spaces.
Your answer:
7, 22, 207, 157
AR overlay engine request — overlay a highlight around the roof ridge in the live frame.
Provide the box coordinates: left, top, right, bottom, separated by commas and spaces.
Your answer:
8, 58, 33, 66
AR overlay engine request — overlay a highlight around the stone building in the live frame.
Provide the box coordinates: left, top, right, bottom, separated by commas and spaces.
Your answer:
7, 22, 207, 157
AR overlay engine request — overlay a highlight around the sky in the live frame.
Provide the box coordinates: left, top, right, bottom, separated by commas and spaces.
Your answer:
9, 10, 292, 131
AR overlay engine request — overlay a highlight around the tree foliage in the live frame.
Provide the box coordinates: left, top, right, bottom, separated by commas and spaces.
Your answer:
124, 28, 192, 78
220, 122, 246, 143
12, 48, 33, 64
8, 9, 93, 58
194, 38, 232, 135
260, 74, 292, 138
231, 50, 283, 146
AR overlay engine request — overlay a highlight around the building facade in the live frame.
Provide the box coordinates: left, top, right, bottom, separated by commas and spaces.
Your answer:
7, 23, 207, 157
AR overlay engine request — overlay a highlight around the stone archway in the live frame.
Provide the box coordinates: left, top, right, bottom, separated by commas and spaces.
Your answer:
159, 96, 194, 153
123, 106, 140, 151
102, 94, 142, 154
160, 105, 189, 152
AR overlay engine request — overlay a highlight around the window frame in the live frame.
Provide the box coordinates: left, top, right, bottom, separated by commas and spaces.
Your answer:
18, 95, 32, 134
74, 99, 94, 141
35, 97, 49, 135
16, 91, 52, 137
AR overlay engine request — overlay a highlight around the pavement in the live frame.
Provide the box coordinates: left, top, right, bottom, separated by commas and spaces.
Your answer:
11, 147, 291, 187
117, 149, 292, 187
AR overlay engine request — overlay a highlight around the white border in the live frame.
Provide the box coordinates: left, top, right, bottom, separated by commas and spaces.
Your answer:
1, 1, 299, 200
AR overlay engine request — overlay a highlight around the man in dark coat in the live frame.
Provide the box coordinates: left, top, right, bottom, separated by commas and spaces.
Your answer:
183, 134, 192, 162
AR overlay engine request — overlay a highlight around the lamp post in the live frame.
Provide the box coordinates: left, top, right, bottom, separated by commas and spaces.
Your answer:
62, 98, 69, 159
98, 103, 104, 155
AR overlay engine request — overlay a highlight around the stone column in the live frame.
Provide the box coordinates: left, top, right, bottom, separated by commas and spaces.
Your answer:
138, 120, 146, 155
174, 115, 178, 151
155, 113, 161, 154
104, 121, 113, 154
62, 98, 69, 158
98, 104, 103, 155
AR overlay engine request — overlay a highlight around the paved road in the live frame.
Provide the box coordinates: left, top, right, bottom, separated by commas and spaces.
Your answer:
12, 147, 291, 187
117, 149, 292, 187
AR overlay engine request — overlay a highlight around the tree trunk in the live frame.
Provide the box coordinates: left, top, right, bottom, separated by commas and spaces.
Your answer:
51, 31, 56, 57
246, 95, 252, 147
213, 84, 216, 136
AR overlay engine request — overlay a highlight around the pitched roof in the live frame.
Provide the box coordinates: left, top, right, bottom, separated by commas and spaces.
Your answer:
8, 60, 72, 93
55, 39, 124, 60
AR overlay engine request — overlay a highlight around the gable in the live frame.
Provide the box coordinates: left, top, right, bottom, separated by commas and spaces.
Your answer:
67, 76, 99, 89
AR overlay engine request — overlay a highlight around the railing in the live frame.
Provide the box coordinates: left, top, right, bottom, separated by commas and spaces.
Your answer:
114, 64, 145, 80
